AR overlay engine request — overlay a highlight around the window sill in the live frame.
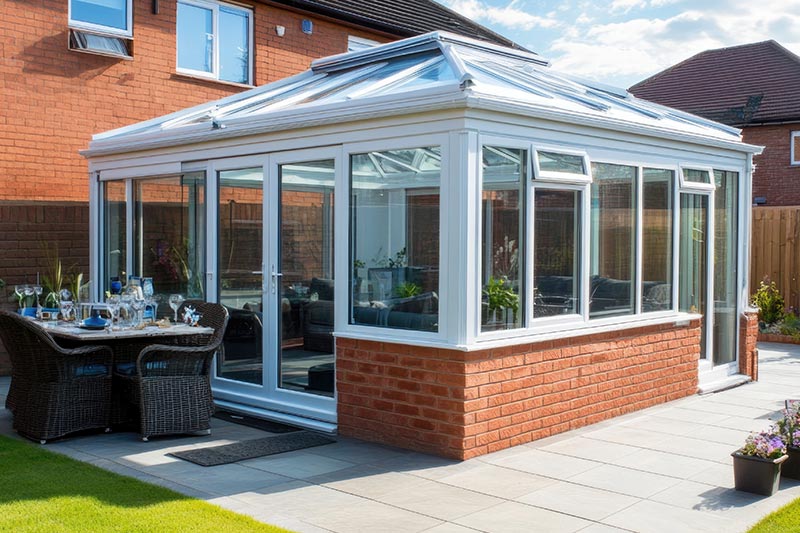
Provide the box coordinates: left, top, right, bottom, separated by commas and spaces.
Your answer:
172, 72, 255, 90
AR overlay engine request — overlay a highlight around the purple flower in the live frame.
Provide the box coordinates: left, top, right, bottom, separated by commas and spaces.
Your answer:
739, 428, 786, 459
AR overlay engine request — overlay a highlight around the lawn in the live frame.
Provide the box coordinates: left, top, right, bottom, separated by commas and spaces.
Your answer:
750, 497, 800, 533
0, 435, 292, 532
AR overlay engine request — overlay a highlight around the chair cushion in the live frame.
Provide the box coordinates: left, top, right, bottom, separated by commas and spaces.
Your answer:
114, 361, 168, 376
74, 364, 109, 377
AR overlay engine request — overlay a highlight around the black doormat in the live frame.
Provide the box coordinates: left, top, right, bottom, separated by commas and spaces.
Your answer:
169, 432, 336, 466
213, 410, 302, 434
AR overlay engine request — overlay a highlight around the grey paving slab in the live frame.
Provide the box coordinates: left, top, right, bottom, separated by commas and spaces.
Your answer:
242, 450, 356, 479
435, 462, 558, 499
307, 497, 442, 533
601, 498, 740, 533
608, 448, 719, 479
516, 481, 639, 521
378, 478, 506, 521
537, 436, 642, 463
455, 500, 592, 533
566, 463, 681, 498
483, 448, 601, 479
308, 464, 430, 499
421, 523, 481, 533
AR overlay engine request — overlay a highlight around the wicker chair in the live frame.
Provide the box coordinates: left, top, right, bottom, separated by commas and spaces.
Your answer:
0, 310, 114, 443
115, 302, 229, 441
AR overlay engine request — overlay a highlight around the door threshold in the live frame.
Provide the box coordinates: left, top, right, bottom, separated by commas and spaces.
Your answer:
214, 399, 338, 434
698, 373, 751, 395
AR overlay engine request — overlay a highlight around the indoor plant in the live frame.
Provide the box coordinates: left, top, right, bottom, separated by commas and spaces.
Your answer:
483, 276, 519, 328
732, 427, 788, 496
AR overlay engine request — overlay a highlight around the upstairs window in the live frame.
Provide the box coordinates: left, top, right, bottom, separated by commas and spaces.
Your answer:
348, 36, 380, 52
792, 131, 800, 165
69, 0, 131, 36
177, 0, 253, 85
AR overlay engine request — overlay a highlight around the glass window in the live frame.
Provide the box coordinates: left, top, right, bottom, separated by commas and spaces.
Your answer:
537, 151, 586, 175
348, 35, 380, 52
481, 147, 525, 331
792, 131, 800, 165
590, 162, 636, 318
350, 147, 440, 332
683, 168, 711, 184
642, 169, 674, 312
103, 181, 127, 294
70, 0, 130, 34
177, 0, 252, 85
679, 194, 708, 357
133, 174, 206, 304
713, 170, 739, 365
534, 189, 581, 318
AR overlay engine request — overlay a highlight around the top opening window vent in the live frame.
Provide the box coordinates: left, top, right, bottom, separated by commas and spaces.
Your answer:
69, 29, 132, 59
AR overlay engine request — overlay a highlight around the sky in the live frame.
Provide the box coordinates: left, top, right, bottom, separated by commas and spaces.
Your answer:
436, 0, 800, 90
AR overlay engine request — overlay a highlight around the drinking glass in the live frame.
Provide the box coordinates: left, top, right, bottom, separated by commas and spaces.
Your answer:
33, 285, 43, 308
60, 300, 75, 323
106, 295, 121, 331
168, 294, 184, 323
130, 297, 146, 327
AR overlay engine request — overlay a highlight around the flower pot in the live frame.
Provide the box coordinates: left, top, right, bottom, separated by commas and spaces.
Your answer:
732, 452, 788, 496
781, 446, 800, 480
18, 307, 37, 318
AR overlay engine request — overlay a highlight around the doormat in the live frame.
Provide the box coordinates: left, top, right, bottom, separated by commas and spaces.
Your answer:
169, 432, 336, 466
213, 410, 302, 434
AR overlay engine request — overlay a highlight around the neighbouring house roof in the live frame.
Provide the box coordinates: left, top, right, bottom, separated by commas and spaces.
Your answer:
87, 32, 757, 157
265, 0, 523, 50
630, 40, 800, 127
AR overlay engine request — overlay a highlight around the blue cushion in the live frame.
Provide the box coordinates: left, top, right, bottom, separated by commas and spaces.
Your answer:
74, 364, 108, 377
115, 361, 168, 376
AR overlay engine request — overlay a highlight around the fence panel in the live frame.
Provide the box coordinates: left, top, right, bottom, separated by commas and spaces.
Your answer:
751, 206, 800, 311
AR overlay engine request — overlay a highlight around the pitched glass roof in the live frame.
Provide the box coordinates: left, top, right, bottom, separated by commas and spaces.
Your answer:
91, 31, 744, 149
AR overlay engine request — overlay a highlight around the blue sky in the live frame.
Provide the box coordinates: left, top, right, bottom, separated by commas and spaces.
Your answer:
437, 0, 800, 89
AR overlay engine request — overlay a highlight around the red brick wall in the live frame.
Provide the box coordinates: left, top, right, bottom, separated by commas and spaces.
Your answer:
739, 310, 759, 381
337, 319, 701, 460
745, 125, 800, 206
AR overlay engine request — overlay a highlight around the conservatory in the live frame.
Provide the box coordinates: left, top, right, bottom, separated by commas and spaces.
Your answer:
84, 32, 761, 459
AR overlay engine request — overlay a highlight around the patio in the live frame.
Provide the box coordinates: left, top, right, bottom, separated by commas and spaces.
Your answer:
2, 342, 799, 533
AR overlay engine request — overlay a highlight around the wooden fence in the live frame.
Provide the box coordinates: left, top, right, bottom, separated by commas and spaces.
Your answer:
751, 206, 800, 311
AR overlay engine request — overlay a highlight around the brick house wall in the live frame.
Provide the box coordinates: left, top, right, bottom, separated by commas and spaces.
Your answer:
745, 124, 800, 206
337, 319, 705, 460
0, 0, 390, 372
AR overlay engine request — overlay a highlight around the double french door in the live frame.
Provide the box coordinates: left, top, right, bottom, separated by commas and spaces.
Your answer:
210, 149, 338, 426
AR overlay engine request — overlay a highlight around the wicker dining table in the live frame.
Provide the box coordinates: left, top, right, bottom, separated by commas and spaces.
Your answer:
35, 320, 214, 426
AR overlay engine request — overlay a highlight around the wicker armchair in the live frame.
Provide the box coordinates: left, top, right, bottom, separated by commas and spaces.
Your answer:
0, 310, 113, 443
115, 302, 229, 441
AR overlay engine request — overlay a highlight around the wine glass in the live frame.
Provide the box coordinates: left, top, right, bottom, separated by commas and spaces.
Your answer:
33, 285, 43, 309
130, 295, 146, 327
168, 294, 184, 323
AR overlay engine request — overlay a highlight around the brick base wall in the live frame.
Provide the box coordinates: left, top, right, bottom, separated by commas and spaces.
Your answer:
740, 311, 759, 381
337, 319, 701, 460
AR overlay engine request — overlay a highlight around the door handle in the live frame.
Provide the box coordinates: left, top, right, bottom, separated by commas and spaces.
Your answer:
270, 265, 283, 294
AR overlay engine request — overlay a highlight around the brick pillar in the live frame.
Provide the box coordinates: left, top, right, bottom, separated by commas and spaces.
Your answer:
739, 310, 759, 381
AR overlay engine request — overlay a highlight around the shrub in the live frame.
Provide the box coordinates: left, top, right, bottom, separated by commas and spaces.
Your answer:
752, 279, 785, 325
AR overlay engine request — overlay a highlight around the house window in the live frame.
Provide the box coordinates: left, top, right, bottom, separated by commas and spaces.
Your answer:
177, 0, 252, 85
349, 147, 441, 332
69, 0, 131, 36
348, 36, 380, 52
642, 169, 674, 312
590, 162, 636, 318
481, 147, 525, 331
534, 149, 590, 183
792, 131, 800, 165
533, 188, 581, 318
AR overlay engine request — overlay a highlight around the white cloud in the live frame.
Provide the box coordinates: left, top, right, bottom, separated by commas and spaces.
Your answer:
442, 0, 558, 30
544, 0, 800, 87
609, 0, 646, 13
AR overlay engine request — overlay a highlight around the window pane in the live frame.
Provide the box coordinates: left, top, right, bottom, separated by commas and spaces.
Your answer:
178, 2, 214, 74
481, 147, 524, 331
590, 162, 636, 317
537, 151, 586, 175
534, 189, 581, 318
350, 147, 440, 332
219, 6, 250, 84
71, 0, 128, 31
793, 132, 800, 164
679, 194, 708, 357
134, 174, 206, 303
713, 170, 738, 365
683, 168, 710, 184
103, 181, 127, 294
642, 169, 673, 312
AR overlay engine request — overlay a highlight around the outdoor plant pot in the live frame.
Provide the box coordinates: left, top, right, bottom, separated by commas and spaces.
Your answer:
781, 446, 800, 480
732, 452, 788, 496
18, 307, 37, 318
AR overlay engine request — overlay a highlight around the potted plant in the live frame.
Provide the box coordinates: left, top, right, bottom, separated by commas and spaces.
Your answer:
483, 276, 519, 328
777, 401, 800, 480
732, 427, 788, 496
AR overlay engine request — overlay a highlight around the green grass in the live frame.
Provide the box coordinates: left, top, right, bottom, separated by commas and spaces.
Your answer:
0, 435, 292, 532
749, 497, 800, 533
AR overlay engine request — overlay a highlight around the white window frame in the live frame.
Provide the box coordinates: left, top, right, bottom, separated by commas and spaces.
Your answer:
791, 131, 800, 165
176, 0, 254, 85
68, 0, 133, 37
679, 166, 715, 191
348, 35, 380, 52
533, 146, 591, 184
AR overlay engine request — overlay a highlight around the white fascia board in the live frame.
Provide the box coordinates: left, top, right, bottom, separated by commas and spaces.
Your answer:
83, 83, 468, 157
463, 93, 763, 155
